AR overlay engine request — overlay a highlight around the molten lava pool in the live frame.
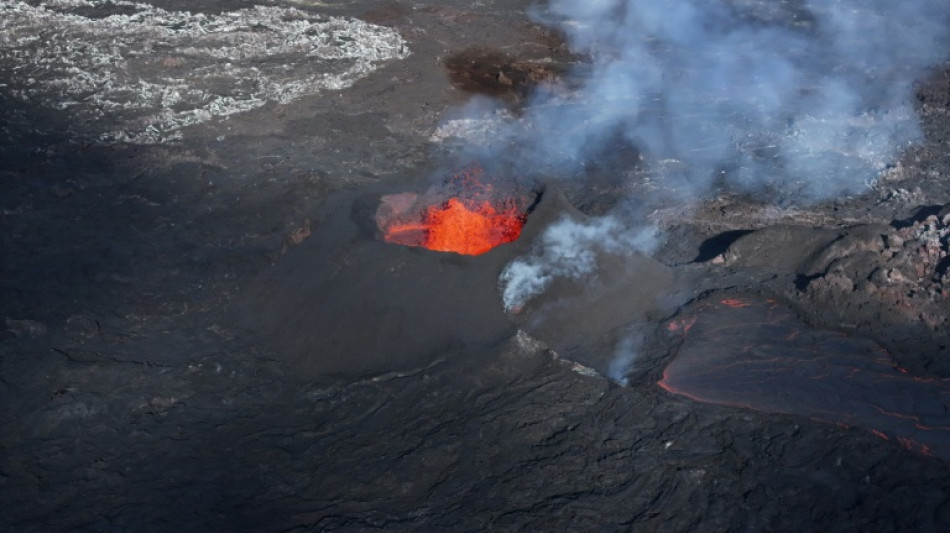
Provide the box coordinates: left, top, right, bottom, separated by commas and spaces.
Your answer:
376, 167, 527, 255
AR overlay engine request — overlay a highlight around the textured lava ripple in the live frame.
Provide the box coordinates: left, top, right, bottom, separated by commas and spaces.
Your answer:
660, 298, 950, 459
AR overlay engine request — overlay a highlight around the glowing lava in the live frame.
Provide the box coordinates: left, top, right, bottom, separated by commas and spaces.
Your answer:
385, 198, 523, 255
378, 166, 527, 255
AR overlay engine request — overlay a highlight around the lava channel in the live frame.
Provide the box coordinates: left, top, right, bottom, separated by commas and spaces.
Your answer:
659, 298, 950, 459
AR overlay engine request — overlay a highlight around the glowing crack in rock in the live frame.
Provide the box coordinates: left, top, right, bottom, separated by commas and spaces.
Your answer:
0, 0, 410, 144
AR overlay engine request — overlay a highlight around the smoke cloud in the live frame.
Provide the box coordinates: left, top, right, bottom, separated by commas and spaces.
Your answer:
500, 216, 659, 311
466, 0, 950, 199
492, 0, 949, 376
608, 330, 646, 385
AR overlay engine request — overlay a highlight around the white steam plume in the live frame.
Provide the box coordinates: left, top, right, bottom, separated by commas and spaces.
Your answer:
608, 332, 643, 385
499, 216, 659, 311
460, 0, 950, 199
493, 1, 949, 366
493, 0, 949, 317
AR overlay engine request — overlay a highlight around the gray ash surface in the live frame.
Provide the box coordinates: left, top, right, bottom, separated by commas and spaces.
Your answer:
3, 1, 950, 531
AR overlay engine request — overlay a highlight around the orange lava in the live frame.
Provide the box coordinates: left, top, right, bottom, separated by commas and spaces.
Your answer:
720, 298, 753, 308
666, 316, 698, 334
385, 197, 524, 255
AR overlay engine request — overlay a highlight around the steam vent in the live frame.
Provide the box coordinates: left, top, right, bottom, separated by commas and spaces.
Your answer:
5, 0, 950, 531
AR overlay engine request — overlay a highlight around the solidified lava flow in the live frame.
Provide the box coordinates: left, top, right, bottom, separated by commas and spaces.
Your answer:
660, 298, 950, 459
378, 166, 526, 255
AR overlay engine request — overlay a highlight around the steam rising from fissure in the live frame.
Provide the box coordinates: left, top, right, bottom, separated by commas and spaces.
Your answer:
500, 216, 658, 311
503, 0, 950, 198
491, 0, 949, 376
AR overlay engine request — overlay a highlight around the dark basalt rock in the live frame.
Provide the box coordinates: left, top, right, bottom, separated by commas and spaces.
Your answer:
3, 1, 950, 531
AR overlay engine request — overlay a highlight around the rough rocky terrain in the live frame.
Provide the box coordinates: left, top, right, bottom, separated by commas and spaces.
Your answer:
3, 0, 950, 531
